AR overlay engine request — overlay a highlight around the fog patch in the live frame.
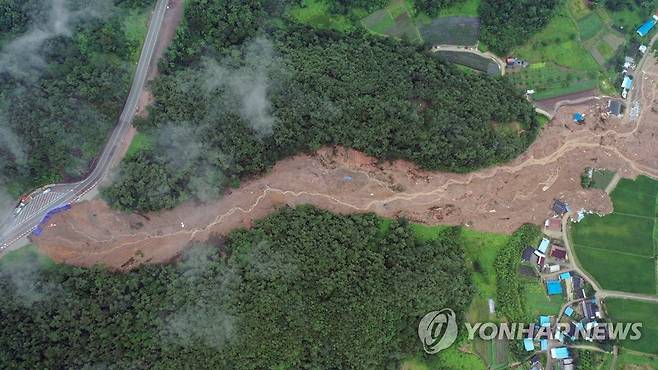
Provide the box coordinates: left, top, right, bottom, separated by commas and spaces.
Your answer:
202, 37, 281, 137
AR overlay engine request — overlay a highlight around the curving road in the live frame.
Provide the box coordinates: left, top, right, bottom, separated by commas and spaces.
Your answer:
0, 0, 169, 251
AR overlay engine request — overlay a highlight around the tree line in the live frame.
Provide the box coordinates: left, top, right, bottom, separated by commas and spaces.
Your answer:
0, 206, 473, 369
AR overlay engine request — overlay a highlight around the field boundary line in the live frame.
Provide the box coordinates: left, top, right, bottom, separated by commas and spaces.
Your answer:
574, 243, 654, 259
611, 211, 657, 221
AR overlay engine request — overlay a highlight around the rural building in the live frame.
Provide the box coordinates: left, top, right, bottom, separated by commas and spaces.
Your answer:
621, 75, 634, 98
539, 315, 551, 327
548, 264, 560, 273
540, 339, 548, 351
522, 246, 536, 261
550, 347, 570, 360
537, 256, 546, 268
538, 238, 550, 254
550, 246, 567, 260
564, 306, 574, 317
544, 217, 561, 231
553, 199, 570, 215
608, 100, 624, 117
581, 299, 602, 320
624, 56, 636, 70
636, 15, 658, 37
547, 280, 563, 295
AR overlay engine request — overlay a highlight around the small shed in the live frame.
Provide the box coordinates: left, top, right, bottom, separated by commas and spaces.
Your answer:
559, 272, 571, 281
539, 315, 551, 327
622, 75, 634, 90
540, 339, 548, 351
608, 100, 623, 117
545, 217, 562, 231
547, 280, 563, 295
564, 306, 574, 317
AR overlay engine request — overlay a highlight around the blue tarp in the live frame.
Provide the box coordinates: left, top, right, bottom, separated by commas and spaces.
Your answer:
559, 272, 571, 280
622, 76, 634, 90
637, 19, 656, 37
523, 338, 535, 351
547, 280, 563, 295
565, 307, 574, 317
573, 112, 584, 122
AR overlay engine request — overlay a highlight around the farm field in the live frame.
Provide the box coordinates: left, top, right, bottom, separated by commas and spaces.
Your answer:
433, 50, 500, 75
606, 299, 658, 355
617, 349, 658, 369
287, 0, 357, 32
361, 0, 422, 43
590, 169, 616, 190
417, 16, 480, 46
571, 176, 658, 295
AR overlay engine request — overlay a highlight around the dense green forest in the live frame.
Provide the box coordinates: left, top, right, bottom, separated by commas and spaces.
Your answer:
479, 0, 560, 53
105, 0, 539, 212
0, 206, 473, 369
0, 0, 150, 195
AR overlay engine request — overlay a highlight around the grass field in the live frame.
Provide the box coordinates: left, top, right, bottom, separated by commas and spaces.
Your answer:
126, 131, 153, 157
0, 244, 54, 269
617, 349, 658, 369
436, 0, 481, 17
590, 169, 616, 190
578, 12, 605, 41
288, 0, 356, 32
123, 8, 149, 64
571, 176, 658, 295
606, 299, 658, 355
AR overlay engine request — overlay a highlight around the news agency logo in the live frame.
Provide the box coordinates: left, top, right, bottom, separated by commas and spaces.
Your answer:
418, 308, 458, 354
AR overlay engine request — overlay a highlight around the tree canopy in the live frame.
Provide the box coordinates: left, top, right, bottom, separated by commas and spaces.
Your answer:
104, 0, 540, 212
0, 206, 473, 369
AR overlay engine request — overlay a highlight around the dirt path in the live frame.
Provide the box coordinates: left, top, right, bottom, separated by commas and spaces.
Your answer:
31, 43, 658, 270
605, 172, 622, 194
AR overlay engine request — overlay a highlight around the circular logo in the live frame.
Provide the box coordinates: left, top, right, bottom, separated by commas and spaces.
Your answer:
418, 308, 458, 354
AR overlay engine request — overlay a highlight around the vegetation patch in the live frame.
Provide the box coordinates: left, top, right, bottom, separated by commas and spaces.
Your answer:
590, 168, 616, 190
571, 176, 658, 295
523, 277, 564, 317
578, 12, 605, 41
606, 299, 658, 355
418, 16, 480, 46
361, 0, 422, 42
436, 0, 481, 17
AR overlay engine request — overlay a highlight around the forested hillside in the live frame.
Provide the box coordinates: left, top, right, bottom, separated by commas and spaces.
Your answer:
0, 0, 150, 195
479, 0, 560, 53
0, 206, 473, 369
104, 0, 540, 212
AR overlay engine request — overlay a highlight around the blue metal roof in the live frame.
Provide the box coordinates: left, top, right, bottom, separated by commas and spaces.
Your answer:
622, 76, 633, 90
540, 339, 548, 351
540, 316, 551, 327
559, 272, 571, 280
565, 307, 574, 316
538, 238, 550, 253
551, 347, 570, 359
547, 280, 563, 295
637, 19, 656, 36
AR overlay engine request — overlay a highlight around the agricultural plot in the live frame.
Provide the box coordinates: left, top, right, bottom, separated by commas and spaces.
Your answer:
578, 12, 605, 41
418, 16, 480, 46
590, 169, 616, 190
507, 63, 596, 100
523, 278, 564, 317
361, 0, 422, 43
571, 176, 658, 295
433, 51, 501, 76
606, 299, 658, 355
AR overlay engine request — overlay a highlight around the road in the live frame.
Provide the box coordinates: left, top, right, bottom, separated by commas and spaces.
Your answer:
0, 0, 169, 250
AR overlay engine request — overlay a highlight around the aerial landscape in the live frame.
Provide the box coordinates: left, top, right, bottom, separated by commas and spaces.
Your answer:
1, 0, 658, 369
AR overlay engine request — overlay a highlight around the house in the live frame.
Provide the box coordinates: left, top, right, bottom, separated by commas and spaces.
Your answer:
573, 112, 585, 123
636, 16, 658, 37
582, 299, 602, 320
522, 246, 536, 261
540, 339, 548, 351
559, 272, 571, 281
575, 287, 586, 299
551, 347, 570, 360
538, 238, 550, 254
523, 338, 535, 351
565, 306, 574, 317
551, 246, 567, 260
608, 100, 624, 117
537, 256, 546, 268
548, 264, 560, 273
547, 280, 563, 295
539, 315, 551, 327
622, 75, 634, 90
553, 199, 570, 215
545, 217, 561, 231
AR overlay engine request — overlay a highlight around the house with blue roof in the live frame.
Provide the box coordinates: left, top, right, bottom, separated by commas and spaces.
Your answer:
637, 15, 658, 37
622, 75, 633, 90
540, 339, 548, 351
551, 347, 570, 359
547, 280, 563, 295
539, 316, 551, 327
564, 306, 574, 317
538, 238, 550, 254
559, 272, 571, 281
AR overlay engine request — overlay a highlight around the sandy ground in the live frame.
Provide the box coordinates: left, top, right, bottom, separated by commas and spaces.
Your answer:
32, 33, 658, 270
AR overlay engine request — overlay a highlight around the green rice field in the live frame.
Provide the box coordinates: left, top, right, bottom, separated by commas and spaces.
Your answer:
606, 299, 658, 355
571, 176, 658, 295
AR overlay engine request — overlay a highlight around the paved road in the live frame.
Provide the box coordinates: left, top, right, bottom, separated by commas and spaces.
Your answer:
0, 0, 168, 250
